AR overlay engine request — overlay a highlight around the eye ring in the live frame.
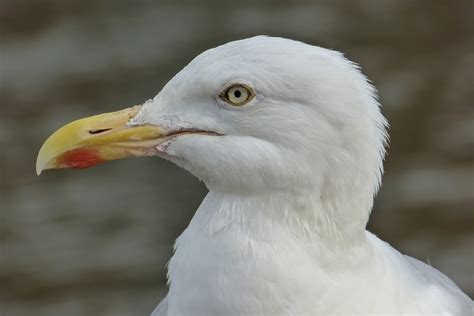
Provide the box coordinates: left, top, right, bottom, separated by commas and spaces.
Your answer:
219, 83, 255, 106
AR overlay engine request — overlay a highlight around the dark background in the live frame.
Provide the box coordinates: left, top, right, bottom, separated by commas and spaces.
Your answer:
1, 1, 473, 315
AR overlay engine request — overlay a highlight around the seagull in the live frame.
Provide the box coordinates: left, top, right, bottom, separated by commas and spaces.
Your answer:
36, 36, 472, 315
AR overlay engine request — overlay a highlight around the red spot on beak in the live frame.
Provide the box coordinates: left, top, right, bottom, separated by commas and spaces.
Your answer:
58, 148, 104, 169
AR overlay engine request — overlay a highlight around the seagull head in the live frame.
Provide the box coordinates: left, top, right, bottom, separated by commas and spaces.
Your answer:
37, 36, 387, 230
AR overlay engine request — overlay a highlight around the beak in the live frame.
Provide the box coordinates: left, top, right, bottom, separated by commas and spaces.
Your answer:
36, 105, 165, 175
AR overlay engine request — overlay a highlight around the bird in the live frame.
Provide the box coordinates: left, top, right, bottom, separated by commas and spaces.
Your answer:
36, 36, 472, 315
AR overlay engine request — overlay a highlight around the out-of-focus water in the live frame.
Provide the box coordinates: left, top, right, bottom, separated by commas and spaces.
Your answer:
1, 1, 473, 315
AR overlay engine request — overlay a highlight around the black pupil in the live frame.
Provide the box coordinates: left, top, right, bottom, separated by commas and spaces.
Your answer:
233, 89, 242, 98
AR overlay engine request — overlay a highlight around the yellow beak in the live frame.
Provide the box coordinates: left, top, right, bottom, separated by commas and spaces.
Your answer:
36, 105, 164, 175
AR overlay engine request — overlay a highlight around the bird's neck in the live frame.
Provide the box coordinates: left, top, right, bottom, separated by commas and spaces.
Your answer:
186, 189, 368, 249
167, 189, 375, 314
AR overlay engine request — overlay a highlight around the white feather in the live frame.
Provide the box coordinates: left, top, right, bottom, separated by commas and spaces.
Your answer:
140, 36, 472, 315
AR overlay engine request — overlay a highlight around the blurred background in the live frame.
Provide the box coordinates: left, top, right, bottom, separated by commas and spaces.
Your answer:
1, 0, 473, 315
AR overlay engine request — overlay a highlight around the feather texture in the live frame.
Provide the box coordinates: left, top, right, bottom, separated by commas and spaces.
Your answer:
139, 36, 473, 315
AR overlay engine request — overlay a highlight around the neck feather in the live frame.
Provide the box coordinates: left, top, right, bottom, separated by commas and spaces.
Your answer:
189, 189, 369, 248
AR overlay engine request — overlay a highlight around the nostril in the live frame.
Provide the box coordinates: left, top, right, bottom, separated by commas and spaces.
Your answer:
89, 128, 112, 135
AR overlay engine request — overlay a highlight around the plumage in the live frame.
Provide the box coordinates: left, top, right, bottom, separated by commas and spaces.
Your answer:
144, 36, 472, 315
36, 35, 472, 315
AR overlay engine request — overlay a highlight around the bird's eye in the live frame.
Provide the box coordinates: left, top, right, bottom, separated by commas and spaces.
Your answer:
220, 84, 255, 106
